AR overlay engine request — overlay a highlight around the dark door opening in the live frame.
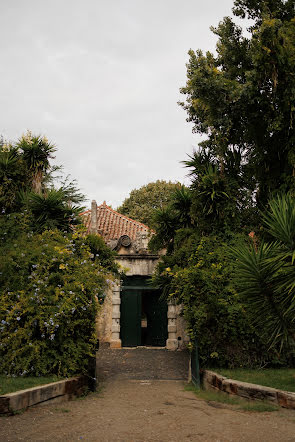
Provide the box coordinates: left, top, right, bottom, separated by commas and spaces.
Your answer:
120, 276, 168, 347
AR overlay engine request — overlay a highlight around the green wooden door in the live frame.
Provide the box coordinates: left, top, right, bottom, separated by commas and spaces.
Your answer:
120, 276, 168, 347
120, 288, 141, 347
144, 290, 168, 347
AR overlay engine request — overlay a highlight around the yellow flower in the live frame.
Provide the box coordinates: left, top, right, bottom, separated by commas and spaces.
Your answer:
59, 264, 66, 270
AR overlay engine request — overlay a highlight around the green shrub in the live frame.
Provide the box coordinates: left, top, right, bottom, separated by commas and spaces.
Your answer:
0, 214, 117, 376
233, 193, 295, 352
154, 233, 288, 368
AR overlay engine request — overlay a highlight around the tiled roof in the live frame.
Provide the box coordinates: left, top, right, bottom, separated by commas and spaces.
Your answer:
81, 201, 151, 242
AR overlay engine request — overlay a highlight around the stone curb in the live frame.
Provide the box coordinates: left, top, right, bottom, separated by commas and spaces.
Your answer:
202, 370, 295, 409
0, 376, 88, 414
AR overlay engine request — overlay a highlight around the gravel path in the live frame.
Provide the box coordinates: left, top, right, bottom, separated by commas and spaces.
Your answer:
1, 348, 295, 442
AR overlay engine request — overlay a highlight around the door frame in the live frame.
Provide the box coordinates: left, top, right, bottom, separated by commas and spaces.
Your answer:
110, 278, 178, 350
120, 277, 168, 347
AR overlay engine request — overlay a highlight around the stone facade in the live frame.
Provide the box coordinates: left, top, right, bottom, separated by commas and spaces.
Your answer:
85, 200, 189, 350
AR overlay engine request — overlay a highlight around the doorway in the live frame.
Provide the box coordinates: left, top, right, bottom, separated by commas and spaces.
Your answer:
120, 276, 168, 347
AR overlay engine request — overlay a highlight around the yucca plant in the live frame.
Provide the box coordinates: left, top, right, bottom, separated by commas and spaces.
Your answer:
149, 207, 180, 253
0, 144, 30, 212
233, 193, 295, 351
170, 185, 192, 228
17, 131, 56, 194
20, 189, 83, 232
0, 146, 19, 179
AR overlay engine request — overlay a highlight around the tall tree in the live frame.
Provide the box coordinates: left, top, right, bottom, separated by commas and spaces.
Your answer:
117, 180, 181, 227
180, 0, 295, 207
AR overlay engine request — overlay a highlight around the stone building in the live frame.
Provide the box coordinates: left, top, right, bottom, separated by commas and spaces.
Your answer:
82, 200, 188, 350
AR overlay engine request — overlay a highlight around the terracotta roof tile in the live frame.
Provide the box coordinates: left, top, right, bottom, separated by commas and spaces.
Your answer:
81, 202, 151, 241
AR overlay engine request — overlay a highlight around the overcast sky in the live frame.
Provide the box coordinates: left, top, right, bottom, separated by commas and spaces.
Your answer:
1, 0, 237, 208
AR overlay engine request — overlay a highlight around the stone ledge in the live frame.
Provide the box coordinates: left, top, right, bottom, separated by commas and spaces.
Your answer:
202, 370, 295, 409
0, 376, 88, 415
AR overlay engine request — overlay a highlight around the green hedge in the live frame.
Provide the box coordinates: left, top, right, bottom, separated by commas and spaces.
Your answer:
0, 214, 118, 376
154, 232, 290, 368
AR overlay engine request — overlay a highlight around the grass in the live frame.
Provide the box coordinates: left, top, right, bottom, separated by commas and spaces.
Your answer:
184, 384, 280, 412
0, 376, 63, 395
218, 368, 295, 392
185, 384, 241, 405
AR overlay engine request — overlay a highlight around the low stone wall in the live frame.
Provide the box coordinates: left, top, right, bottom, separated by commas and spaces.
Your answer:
202, 370, 295, 409
0, 376, 88, 414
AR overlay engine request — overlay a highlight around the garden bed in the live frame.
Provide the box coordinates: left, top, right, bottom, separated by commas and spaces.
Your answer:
0, 376, 63, 395
218, 368, 295, 392
202, 370, 295, 409
0, 376, 88, 414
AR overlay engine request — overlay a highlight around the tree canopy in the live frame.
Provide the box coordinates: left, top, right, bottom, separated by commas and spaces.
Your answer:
151, 0, 295, 367
117, 180, 182, 228
179, 0, 295, 207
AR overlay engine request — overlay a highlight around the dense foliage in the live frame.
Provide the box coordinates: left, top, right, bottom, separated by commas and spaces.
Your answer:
153, 230, 290, 367
117, 180, 182, 228
151, 0, 295, 368
179, 0, 295, 207
0, 214, 119, 376
0, 132, 84, 231
148, 186, 192, 253
0, 131, 120, 377
233, 194, 295, 352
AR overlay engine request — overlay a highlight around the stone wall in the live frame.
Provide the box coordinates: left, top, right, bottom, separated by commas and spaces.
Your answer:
116, 254, 159, 276
0, 377, 88, 414
96, 286, 113, 344
202, 370, 295, 409
175, 305, 190, 350
96, 254, 188, 351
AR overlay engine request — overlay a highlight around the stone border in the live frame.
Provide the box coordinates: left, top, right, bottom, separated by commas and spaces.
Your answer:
202, 370, 295, 409
0, 376, 88, 415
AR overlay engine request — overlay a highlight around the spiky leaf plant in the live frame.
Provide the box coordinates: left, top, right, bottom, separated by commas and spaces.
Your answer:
233, 193, 295, 351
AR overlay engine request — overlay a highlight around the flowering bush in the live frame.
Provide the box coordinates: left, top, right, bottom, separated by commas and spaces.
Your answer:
0, 214, 118, 376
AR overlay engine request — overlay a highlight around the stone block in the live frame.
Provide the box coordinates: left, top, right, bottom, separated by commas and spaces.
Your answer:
236, 383, 277, 402
167, 312, 176, 319
110, 339, 122, 349
111, 324, 120, 333
222, 380, 238, 395
166, 338, 178, 351
168, 325, 177, 333
0, 377, 88, 414
277, 391, 295, 409
112, 311, 121, 319
112, 297, 121, 305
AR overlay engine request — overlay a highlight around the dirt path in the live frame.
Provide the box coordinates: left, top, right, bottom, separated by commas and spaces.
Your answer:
1, 349, 295, 441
